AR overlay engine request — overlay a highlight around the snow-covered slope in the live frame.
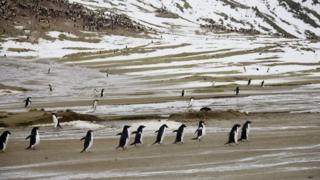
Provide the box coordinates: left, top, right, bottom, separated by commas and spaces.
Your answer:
70, 0, 320, 39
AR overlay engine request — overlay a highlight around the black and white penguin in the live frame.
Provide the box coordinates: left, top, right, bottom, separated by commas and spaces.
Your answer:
52, 113, 62, 129
235, 86, 240, 95
131, 125, 146, 146
80, 130, 93, 153
239, 121, 252, 141
116, 125, 131, 150
181, 89, 185, 97
173, 124, 187, 144
152, 124, 168, 145
193, 121, 206, 141
188, 97, 194, 108
0, 131, 11, 152
247, 79, 252, 86
92, 99, 98, 111
100, 89, 105, 98
261, 80, 265, 87
48, 84, 53, 92
24, 97, 32, 108
200, 107, 211, 112
225, 124, 241, 145
26, 127, 40, 150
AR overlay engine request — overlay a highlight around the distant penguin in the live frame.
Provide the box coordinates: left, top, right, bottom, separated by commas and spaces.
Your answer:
193, 121, 206, 141
0, 131, 11, 152
225, 124, 241, 145
267, 67, 270, 73
261, 80, 265, 87
52, 113, 62, 129
173, 124, 187, 144
116, 125, 131, 150
181, 89, 185, 97
80, 130, 93, 153
243, 66, 247, 72
48, 68, 51, 74
48, 84, 53, 92
152, 124, 168, 145
188, 97, 194, 108
247, 79, 252, 86
26, 127, 40, 150
131, 125, 146, 146
92, 99, 98, 111
24, 97, 32, 108
200, 107, 211, 112
235, 86, 240, 95
100, 89, 104, 98
239, 121, 252, 141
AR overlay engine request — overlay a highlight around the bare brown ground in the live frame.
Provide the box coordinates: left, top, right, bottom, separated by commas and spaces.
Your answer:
0, 112, 319, 179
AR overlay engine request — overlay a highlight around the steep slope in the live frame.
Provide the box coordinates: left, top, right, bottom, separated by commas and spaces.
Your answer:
70, 0, 320, 39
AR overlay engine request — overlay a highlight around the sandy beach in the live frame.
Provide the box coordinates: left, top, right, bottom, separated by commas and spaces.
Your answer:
1, 112, 319, 179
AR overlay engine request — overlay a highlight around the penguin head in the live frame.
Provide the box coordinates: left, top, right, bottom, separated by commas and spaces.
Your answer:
124, 125, 131, 129
87, 130, 93, 134
139, 125, 146, 129
181, 124, 187, 128
235, 124, 241, 129
161, 124, 169, 128
246, 121, 252, 124
199, 121, 205, 126
32, 127, 39, 133
3, 131, 11, 136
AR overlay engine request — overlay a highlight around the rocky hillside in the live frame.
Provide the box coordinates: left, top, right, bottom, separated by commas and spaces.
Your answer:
69, 0, 320, 39
0, 0, 147, 41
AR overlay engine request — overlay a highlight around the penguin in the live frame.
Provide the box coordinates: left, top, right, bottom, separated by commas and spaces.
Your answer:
52, 113, 62, 129
0, 131, 11, 152
48, 84, 53, 92
48, 67, 51, 74
261, 80, 265, 87
24, 97, 32, 108
200, 107, 211, 112
181, 89, 185, 97
173, 124, 187, 144
193, 121, 206, 141
26, 127, 40, 150
116, 125, 131, 150
235, 86, 240, 95
225, 124, 241, 145
100, 89, 104, 98
152, 124, 168, 145
80, 130, 93, 153
92, 99, 98, 111
188, 97, 194, 108
247, 79, 252, 86
239, 121, 252, 141
130, 125, 146, 146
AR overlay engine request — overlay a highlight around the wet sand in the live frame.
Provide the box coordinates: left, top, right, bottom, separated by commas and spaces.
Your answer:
1, 112, 319, 179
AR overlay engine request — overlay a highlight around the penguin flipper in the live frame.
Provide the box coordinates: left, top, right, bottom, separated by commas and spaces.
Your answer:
173, 130, 178, 133
116, 133, 122, 136
25, 135, 31, 140
154, 130, 158, 133
131, 131, 137, 135
80, 137, 85, 141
